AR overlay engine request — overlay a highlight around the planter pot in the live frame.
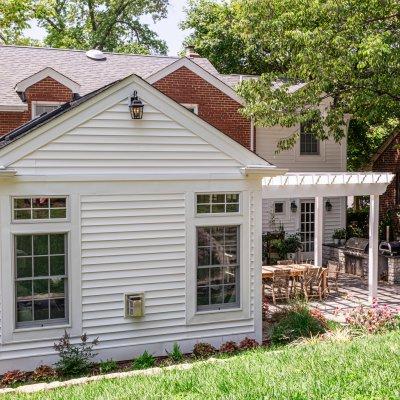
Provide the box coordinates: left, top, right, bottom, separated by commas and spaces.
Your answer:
340, 238, 346, 246
287, 252, 296, 261
333, 238, 340, 246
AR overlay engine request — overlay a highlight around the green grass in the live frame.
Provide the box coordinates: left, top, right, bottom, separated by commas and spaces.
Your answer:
4, 331, 400, 400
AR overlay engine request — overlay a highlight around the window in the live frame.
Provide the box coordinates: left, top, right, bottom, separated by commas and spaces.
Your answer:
32, 102, 62, 119
274, 202, 284, 214
15, 233, 67, 327
181, 104, 198, 115
13, 197, 67, 221
196, 226, 240, 310
197, 193, 239, 214
300, 122, 319, 155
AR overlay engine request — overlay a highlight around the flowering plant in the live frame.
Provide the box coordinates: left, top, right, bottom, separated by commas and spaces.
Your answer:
344, 299, 400, 334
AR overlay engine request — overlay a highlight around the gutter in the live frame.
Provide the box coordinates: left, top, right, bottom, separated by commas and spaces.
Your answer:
240, 165, 288, 178
0, 166, 17, 177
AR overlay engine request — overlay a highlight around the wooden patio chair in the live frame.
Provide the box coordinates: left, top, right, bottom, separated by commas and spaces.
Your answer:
326, 260, 340, 293
277, 259, 294, 265
302, 267, 324, 301
270, 269, 291, 305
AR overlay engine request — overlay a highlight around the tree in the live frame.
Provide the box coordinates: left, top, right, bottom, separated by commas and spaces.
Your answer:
183, 0, 400, 164
1, 0, 169, 55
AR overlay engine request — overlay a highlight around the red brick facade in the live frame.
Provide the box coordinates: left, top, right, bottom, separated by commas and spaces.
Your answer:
0, 77, 73, 135
153, 67, 252, 149
371, 132, 400, 217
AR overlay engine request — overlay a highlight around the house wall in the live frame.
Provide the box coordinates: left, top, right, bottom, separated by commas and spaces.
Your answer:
0, 82, 263, 372
0, 77, 73, 135
153, 66, 252, 149
262, 196, 347, 244
371, 132, 400, 218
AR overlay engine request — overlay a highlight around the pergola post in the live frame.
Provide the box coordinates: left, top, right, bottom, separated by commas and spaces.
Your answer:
314, 196, 324, 267
368, 194, 380, 303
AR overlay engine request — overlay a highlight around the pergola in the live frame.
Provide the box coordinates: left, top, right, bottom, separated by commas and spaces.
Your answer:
262, 172, 394, 302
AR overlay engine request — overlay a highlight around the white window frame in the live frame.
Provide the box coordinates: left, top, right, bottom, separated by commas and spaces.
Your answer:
12, 195, 70, 223
195, 192, 241, 216
186, 190, 251, 325
14, 232, 69, 329
31, 101, 63, 119
181, 103, 199, 115
0, 194, 81, 343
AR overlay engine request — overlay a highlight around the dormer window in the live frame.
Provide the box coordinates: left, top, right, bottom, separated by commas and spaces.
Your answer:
32, 101, 63, 119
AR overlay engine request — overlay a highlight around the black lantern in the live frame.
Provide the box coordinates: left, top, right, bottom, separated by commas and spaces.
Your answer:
325, 199, 333, 212
290, 200, 298, 213
129, 90, 144, 119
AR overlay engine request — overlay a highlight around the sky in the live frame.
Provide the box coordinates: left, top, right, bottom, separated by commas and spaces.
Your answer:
24, 0, 191, 57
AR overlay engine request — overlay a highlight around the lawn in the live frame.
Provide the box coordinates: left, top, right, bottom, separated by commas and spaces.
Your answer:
4, 331, 400, 400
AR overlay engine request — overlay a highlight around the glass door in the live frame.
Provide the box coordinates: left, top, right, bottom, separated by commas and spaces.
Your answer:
300, 200, 315, 260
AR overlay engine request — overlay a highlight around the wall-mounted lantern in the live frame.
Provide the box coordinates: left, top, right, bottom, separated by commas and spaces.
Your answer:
290, 200, 298, 213
325, 199, 333, 212
129, 90, 144, 119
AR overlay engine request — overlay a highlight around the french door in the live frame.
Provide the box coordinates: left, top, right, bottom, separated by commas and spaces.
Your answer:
300, 200, 315, 260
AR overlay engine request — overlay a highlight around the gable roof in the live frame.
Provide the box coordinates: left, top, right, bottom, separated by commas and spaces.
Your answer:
15, 67, 81, 93
0, 73, 281, 175
0, 45, 222, 108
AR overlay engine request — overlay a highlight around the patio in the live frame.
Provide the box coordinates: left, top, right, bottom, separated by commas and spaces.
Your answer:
265, 273, 400, 323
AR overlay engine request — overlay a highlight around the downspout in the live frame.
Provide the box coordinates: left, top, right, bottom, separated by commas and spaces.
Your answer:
250, 119, 255, 152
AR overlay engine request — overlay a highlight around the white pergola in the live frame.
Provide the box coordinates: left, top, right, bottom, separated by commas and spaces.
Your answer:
262, 172, 395, 302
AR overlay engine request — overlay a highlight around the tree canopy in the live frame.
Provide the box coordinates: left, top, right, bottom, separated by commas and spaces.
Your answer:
183, 0, 400, 167
0, 0, 169, 55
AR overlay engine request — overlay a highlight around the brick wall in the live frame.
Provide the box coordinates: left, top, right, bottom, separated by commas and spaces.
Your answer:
0, 77, 73, 135
153, 66, 252, 149
371, 132, 400, 217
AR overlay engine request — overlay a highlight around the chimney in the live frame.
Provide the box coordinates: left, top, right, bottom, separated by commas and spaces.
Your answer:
185, 45, 200, 58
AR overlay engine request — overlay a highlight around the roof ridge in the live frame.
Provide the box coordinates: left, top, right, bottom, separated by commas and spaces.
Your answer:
0, 44, 184, 59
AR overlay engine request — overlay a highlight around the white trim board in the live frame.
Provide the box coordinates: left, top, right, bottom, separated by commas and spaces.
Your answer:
0, 74, 278, 172
147, 58, 244, 106
14, 67, 81, 93
0, 104, 28, 112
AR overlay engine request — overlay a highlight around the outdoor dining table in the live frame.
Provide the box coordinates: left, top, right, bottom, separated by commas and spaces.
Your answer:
262, 263, 328, 296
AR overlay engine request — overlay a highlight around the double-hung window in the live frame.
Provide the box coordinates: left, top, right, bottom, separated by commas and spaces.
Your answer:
300, 122, 319, 155
13, 196, 69, 328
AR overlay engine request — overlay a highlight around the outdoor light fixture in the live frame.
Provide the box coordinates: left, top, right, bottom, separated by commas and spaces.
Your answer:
325, 199, 333, 212
290, 200, 298, 213
129, 90, 144, 119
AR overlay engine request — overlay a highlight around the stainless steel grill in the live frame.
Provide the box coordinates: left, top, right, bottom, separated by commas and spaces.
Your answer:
344, 237, 369, 253
379, 241, 400, 256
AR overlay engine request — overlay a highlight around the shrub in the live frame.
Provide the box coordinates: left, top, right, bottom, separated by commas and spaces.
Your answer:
238, 337, 259, 350
54, 331, 99, 377
192, 342, 216, 358
344, 300, 400, 334
166, 342, 183, 362
270, 304, 327, 344
99, 359, 118, 374
32, 365, 57, 382
132, 351, 156, 370
219, 341, 238, 354
1, 370, 29, 387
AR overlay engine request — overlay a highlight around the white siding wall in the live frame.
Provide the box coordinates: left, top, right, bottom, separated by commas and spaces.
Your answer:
11, 101, 242, 175
256, 126, 346, 172
263, 197, 346, 244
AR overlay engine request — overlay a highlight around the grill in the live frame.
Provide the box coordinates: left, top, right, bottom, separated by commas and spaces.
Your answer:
344, 237, 369, 253
379, 241, 400, 256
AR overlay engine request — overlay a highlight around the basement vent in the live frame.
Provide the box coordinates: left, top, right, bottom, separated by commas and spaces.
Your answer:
85, 49, 106, 61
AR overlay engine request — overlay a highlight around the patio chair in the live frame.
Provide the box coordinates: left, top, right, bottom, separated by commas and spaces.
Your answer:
326, 260, 340, 293
270, 269, 291, 305
302, 267, 324, 301
277, 260, 293, 265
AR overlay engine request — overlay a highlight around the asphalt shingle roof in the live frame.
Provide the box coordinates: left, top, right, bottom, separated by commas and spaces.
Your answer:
0, 45, 221, 106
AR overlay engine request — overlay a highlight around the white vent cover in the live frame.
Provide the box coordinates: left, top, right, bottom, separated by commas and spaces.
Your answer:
85, 49, 106, 60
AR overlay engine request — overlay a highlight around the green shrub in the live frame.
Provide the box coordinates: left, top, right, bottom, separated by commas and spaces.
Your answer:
99, 359, 118, 374
270, 304, 327, 344
54, 331, 99, 377
166, 342, 183, 362
132, 351, 156, 370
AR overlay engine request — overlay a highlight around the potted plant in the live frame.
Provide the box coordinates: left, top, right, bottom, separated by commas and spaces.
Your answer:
284, 234, 303, 260
332, 228, 347, 246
